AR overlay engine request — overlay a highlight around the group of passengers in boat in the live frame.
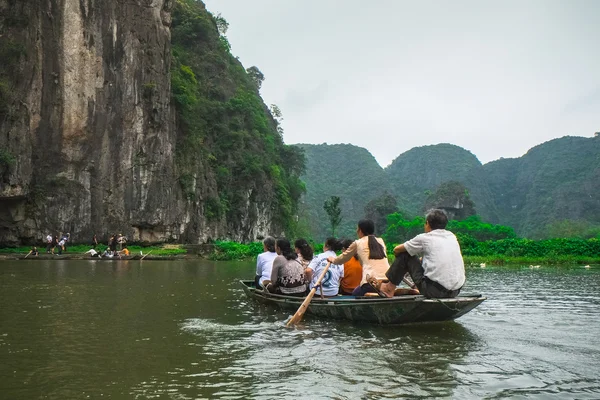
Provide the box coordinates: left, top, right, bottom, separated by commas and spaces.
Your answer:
255, 209, 465, 299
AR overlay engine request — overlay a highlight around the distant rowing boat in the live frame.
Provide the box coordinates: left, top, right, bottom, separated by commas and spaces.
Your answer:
240, 280, 486, 325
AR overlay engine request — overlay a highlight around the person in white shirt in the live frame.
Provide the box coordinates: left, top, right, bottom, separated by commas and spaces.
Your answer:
85, 248, 101, 258
46, 234, 53, 253
377, 209, 465, 298
255, 236, 277, 288
306, 238, 344, 297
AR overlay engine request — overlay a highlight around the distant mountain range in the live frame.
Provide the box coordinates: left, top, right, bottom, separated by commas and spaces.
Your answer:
295, 135, 600, 240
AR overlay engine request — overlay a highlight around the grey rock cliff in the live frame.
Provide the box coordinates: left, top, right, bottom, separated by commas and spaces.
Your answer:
0, 0, 278, 245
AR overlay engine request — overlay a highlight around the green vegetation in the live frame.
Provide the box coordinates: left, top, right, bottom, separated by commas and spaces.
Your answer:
323, 196, 342, 236
383, 213, 599, 263
170, 0, 304, 232
296, 143, 390, 241
299, 138, 600, 240
424, 181, 475, 220
364, 192, 398, 235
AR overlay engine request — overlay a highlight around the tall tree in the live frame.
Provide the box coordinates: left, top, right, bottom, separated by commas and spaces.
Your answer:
323, 196, 342, 236
364, 192, 398, 235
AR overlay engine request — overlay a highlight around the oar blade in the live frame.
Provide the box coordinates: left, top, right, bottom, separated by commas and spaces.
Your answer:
285, 261, 331, 327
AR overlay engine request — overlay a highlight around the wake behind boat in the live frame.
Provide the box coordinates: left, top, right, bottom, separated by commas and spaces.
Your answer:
240, 280, 486, 325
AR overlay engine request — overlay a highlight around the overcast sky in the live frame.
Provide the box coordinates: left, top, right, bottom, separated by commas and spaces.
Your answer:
203, 0, 599, 167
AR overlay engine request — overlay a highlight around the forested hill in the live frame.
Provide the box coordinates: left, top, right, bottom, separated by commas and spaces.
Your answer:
386, 144, 499, 223
297, 135, 600, 240
295, 144, 388, 240
484, 136, 600, 237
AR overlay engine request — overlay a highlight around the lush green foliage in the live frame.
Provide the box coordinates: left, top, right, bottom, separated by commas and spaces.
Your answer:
447, 215, 516, 241
364, 192, 398, 235
209, 241, 264, 260
484, 136, 600, 238
170, 0, 304, 232
300, 137, 600, 240
381, 212, 599, 261
458, 236, 600, 258
323, 196, 342, 236
383, 212, 516, 246
296, 143, 390, 241
209, 240, 326, 261
424, 181, 475, 220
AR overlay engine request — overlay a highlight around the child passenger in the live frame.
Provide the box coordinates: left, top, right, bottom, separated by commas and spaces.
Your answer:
305, 238, 344, 297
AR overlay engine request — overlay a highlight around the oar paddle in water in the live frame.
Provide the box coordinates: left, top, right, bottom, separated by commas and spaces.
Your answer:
140, 250, 152, 260
286, 261, 331, 327
24, 250, 33, 259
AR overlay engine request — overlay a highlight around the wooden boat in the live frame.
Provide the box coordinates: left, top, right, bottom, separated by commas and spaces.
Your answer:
240, 280, 486, 325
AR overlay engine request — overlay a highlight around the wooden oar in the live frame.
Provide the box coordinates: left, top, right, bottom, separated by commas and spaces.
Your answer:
24, 250, 32, 259
286, 261, 331, 327
140, 250, 152, 260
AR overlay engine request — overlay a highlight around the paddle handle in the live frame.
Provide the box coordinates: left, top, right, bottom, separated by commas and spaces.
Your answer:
24, 250, 32, 259
140, 250, 152, 260
286, 261, 331, 327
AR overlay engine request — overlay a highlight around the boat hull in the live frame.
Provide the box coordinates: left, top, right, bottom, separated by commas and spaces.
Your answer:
240, 280, 486, 325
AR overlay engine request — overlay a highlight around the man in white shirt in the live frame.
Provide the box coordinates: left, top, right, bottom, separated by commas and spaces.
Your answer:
255, 236, 278, 288
379, 209, 465, 298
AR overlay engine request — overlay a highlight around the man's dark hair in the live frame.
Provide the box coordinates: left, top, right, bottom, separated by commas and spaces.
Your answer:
263, 236, 276, 252
426, 209, 449, 230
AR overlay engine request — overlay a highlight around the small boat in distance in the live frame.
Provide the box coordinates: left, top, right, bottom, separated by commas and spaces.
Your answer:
240, 280, 486, 325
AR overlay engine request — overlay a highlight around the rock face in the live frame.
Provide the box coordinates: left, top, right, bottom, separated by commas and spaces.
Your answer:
0, 0, 295, 245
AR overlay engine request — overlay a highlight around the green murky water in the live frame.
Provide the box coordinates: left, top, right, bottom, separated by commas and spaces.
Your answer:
1, 260, 599, 399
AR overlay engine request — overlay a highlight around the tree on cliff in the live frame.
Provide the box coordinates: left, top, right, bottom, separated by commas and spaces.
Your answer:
364, 192, 398, 235
246, 66, 265, 90
324, 196, 343, 236
424, 181, 476, 220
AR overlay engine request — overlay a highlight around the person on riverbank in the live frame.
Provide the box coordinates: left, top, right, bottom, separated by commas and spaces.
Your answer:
339, 239, 363, 295
306, 238, 344, 297
376, 209, 465, 298
57, 236, 66, 255
265, 238, 308, 297
85, 248, 101, 258
255, 236, 277, 288
45, 234, 53, 254
30, 246, 39, 257
108, 235, 117, 253
60, 233, 70, 253
92, 234, 98, 249
294, 238, 314, 269
327, 219, 390, 296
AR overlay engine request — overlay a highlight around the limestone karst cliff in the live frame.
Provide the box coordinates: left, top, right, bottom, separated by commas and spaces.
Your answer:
0, 0, 304, 245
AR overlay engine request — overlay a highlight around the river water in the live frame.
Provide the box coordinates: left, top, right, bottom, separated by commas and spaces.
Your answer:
1, 260, 599, 399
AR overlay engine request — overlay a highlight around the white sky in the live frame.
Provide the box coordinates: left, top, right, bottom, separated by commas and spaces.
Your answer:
203, 0, 600, 167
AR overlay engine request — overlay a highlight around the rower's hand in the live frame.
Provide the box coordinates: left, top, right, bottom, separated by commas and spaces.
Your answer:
326, 256, 336, 263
